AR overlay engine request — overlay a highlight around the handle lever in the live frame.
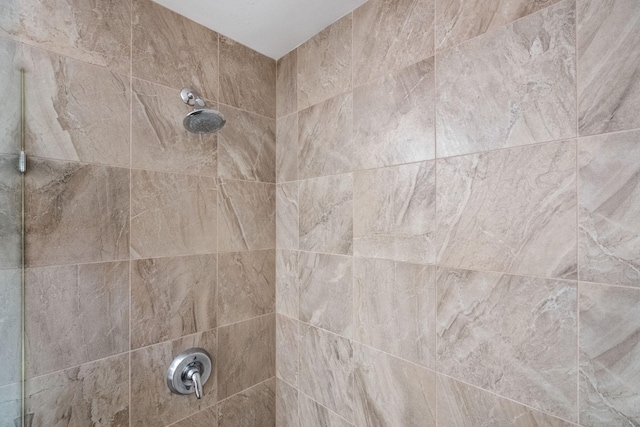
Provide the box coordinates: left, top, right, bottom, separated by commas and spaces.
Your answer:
190, 370, 203, 399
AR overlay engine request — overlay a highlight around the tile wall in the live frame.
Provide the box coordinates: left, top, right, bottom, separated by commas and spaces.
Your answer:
275, 0, 640, 426
0, 0, 276, 426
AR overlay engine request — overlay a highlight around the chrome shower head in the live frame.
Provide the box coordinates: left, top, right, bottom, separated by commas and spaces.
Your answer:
180, 88, 226, 134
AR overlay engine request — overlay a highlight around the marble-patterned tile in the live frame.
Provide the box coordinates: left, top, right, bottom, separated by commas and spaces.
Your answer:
277, 50, 297, 119
354, 344, 436, 427
218, 315, 276, 400
276, 379, 299, 427
297, 14, 352, 110
276, 113, 298, 183
218, 105, 275, 182
218, 379, 276, 427
132, 78, 217, 176
218, 249, 275, 326
299, 324, 353, 421
298, 93, 353, 179
130, 330, 217, 427
25, 354, 129, 427
353, 59, 435, 170
23, 45, 130, 167
437, 268, 578, 421
130, 170, 217, 258
170, 406, 217, 427
577, 0, 640, 135
277, 182, 299, 250
298, 252, 353, 337
25, 262, 129, 378
0, 269, 21, 388
579, 283, 640, 427
299, 174, 353, 255
277, 315, 299, 387
26, 159, 130, 267
0, 156, 21, 269
354, 258, 435, 368
578, 130, 640, 287
0, 38, 22, 156
436, 0, 563, 51
353, 0, 434, 86
436, 0, 576, 157
437, 374, 574, 427
218, 180, 275, 252
437, 141, 577, 279
132, 0, 218, 100
299, 394, 352, 427
220, 36, 276, 118
0, 0, 131, 75
0, 382, 21, 427
131, 254, 217, 349
354, 161, 435, 264
276, 249, 299, 318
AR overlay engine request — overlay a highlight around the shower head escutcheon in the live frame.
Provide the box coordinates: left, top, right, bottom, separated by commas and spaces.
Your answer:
180, 88, 226, 134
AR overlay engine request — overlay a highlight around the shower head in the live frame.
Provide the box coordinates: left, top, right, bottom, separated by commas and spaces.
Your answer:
180, 88, 226, 134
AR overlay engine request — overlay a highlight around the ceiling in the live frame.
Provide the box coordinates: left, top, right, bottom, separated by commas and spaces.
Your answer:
152, 0, 368, 60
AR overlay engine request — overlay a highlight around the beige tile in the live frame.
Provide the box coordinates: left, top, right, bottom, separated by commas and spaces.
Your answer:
23, 45, 130, 167
299, 394, 352, 427
218, 379, 276, 427
353, 0, 434, 86
132, 78, 217, 176
25, 262, 129, 378
171, 406, 217, 427
276, 315, 299, 388
299, 324, 353, 421
0, 38, 22, 156
276, 379, 299, 427
298, 252, 353, 337
130, 330, 217, 427
354, 161, 435, 265
132, 0, 218, 99
0, 156, 21, 269
354, 258, 435, 368
436, 0, 576, 157
297, 14, 352, 110
25, 354, 129, 427
437, 141, 577, 279
218, 315, 276, 400
578, 130, 640, 287
218, 180, 275, 252
579, 283, 640, 426
218, 250, 275, 326
353, 59, 435, 170
220, 36, 276, 118
277, 182, 299, 250
437, 268, 578, 421
0, 0, 131, 74
276, 113, 298, 183
0, 269, 21, 387
276, 249, 299, 318
26, 159, 130, 267
131, 254, 217, 349
436, 0, 563, 51
437, 374, 574, 426
354, 344, 436, 427
299, 174, 353, 255
298, 93, 353, 179
277, 50, 297, 118
218, 105, 276, 182
131, 170, 217, 259
578, 0, 640, 135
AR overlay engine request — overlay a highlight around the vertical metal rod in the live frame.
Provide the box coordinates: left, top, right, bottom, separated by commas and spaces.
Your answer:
20, 67, 26, 427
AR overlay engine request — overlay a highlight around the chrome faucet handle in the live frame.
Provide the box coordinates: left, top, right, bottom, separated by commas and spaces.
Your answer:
167, 348, 212, 399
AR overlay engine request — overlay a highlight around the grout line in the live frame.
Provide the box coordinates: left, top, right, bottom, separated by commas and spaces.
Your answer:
575, 6, 581, 422
433, 0, 439, 422
296, 387, 355, 426
128, 2, 133, 423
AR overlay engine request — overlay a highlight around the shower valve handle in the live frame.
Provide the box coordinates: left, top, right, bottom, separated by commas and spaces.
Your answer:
184, 367, 203, 399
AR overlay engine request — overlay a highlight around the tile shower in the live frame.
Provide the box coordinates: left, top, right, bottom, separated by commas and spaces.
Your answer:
0, 1, 637, 427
